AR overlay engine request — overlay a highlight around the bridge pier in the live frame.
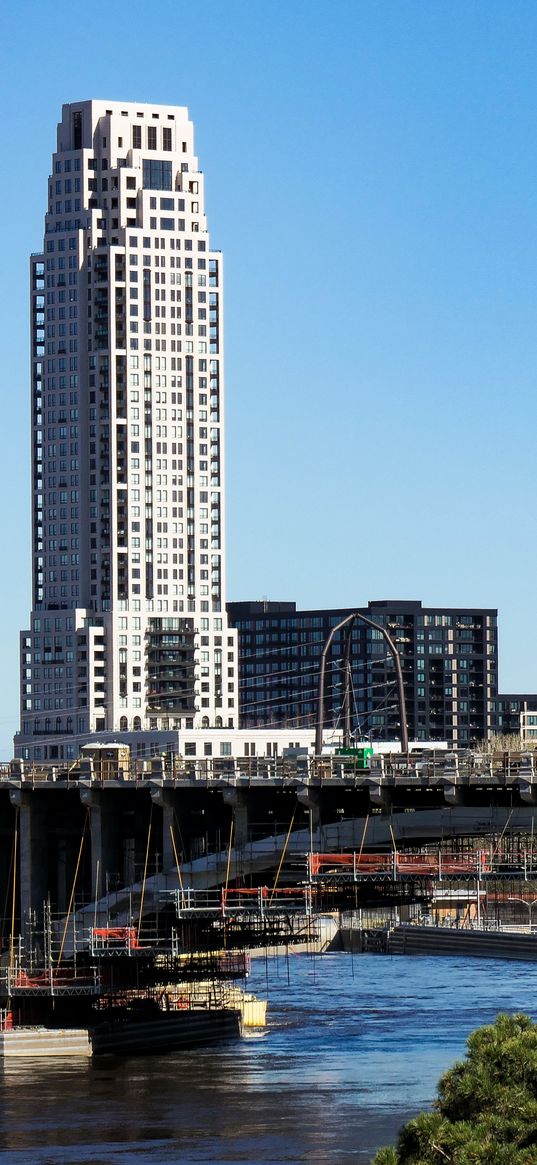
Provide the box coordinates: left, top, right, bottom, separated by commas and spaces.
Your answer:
517, 755, 536, 804
9, 790, 49, 922
440, 751, 462, 805
444, 784, 464, 806
150, 787, 178, 871
221, 789, 249, 848
80, 788, 120, 899
517, 782, 537, 806
368, 784, 391, 809
296, 786, 321, 833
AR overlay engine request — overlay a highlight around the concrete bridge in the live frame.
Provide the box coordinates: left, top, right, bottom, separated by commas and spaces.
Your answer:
1, 749, 536, 925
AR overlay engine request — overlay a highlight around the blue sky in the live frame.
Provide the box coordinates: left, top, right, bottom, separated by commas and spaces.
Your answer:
1, 0, 537, 754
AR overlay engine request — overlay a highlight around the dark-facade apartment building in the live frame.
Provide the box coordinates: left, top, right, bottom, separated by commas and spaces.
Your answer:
495, 694, 537, 737
227, 600, 499, 747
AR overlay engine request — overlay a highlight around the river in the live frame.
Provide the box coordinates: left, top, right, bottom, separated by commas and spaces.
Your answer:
1, 951, 537, 1164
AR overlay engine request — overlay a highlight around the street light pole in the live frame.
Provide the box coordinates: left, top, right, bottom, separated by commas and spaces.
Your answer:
506, 896, 537, 929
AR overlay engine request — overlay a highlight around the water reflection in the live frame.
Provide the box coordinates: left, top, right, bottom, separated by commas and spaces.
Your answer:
0, 953, 536, 1163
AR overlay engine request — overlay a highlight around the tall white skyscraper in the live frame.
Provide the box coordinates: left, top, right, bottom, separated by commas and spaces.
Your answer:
16, 100, 237, 761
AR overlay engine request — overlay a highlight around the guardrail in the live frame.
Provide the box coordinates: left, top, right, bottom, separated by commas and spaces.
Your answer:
309, 850, 537, 880
3, 964, 101, 996
173, 885, 313, 917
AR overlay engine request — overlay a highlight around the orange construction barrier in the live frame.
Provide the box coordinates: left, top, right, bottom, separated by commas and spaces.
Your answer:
92, 926, 140, 949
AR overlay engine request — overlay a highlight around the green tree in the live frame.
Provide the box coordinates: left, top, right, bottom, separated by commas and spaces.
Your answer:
372, 1013, 537, 1164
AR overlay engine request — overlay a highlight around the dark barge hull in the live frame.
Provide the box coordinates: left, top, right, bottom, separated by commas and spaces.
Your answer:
90, 1007, 242, 1055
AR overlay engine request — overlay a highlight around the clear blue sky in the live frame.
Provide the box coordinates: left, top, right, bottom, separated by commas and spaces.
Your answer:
0, 0, 536, 755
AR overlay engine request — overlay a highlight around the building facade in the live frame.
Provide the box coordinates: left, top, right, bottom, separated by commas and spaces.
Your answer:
495, 695, 537, 741
16, 101, 237, 762
227, 600, 499, 747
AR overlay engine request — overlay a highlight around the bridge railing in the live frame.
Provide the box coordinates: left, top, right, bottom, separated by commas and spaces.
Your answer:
2, 749, 536, 787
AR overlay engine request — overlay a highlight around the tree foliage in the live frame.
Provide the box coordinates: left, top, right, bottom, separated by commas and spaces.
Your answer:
477, 732, 529, 754
372, 1013, 537, 1164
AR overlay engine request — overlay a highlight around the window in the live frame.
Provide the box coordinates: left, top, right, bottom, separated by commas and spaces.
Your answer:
185, 741, 196, 756
163, 127, 172, 151
143, 160, 172, 191
220, 741, 231, 756
147, 125, 157, 150
73, 112, 82, 150
132, 125, 142, 149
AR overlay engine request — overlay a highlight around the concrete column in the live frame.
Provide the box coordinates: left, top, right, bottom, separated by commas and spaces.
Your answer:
221, 788, 250, 847
444, 784, 463, 806
518, 782, 537, 806
150, 787, 177, 872
296, 786, 321, 833
80, 788, 117, 899
9, 790, 49, 923
443, 752, 462, 806
368, 784, 391, 809
517, 755, 536, 805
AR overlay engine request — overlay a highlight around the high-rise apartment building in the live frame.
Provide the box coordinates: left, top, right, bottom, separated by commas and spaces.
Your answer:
16, 101, 237, 761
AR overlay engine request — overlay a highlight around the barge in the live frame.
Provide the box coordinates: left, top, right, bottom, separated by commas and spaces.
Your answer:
0, 915, 251, 1058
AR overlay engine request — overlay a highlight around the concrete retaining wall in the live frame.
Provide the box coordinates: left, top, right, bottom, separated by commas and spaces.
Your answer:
339, 924, 537, 961
388, 924, 537, 960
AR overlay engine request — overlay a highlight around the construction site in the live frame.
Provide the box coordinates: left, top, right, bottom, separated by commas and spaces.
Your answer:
2, 741, 537, 955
